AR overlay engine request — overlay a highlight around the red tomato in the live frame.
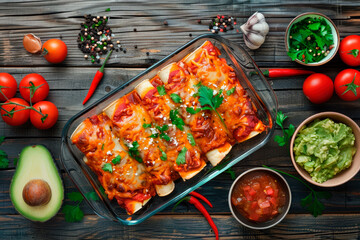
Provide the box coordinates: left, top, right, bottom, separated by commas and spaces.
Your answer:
339, 35, 360, 67
303, 73, 334, 104
42, 39, 67, 64
19, 73, 49, 103
1, 98, 30, 126
30, 101, 58, 129
0, 73, 17, 102
334, 69, 360, 101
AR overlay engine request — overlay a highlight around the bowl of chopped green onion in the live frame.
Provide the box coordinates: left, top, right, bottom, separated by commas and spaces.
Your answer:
285, 12, 340, 66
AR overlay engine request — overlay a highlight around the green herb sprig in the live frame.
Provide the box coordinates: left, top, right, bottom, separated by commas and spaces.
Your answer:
128, 141, 143, 163
263, 165, 331, 217
62, 191, 100, 222
274, 111, 295, 146
198, 85, 225, 127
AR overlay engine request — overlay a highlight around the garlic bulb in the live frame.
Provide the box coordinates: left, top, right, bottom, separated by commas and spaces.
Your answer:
240, 12, 269, 50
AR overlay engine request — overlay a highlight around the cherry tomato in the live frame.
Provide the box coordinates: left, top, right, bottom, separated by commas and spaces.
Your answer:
303, 73, 334, 104
0, 73, 17, 102
30, 101, 58, 129
19, 73, 49, 103
339, 35, 360, 67
334, 69, 360, 101
42, 39, 67, 64
1, 98, 30, 126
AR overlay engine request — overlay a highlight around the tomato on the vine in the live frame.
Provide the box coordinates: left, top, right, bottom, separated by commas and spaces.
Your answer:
339, 35, 360, 67
334, 69, 360, 101
42, 39, 67, 64
1, 98, 30, 126
19, 73, 49, 103
303, 73, 334, 104
30, 101, 58, 129
0, 73, 17, 102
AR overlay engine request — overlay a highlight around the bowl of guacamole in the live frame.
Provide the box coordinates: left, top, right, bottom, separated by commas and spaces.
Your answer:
290, 112, 360, 187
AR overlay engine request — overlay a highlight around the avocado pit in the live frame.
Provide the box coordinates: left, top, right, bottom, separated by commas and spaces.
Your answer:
22, 179, 52, 206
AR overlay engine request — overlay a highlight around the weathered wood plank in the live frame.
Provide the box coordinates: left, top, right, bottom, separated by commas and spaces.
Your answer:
0, 0, 360, 67
0, 214, 359, 239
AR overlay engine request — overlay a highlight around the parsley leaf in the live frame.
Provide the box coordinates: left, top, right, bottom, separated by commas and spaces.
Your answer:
0, 149, 9, 168
170, 109, 185, 131
62, 204, 84, 222
226, 87, 236, 96
67, 192, 84, 202
274, 111, 295, 146
187, 133, 196, 146
102, 163, 113, 173
186, 107, 201, 115
142, 123, 152, 128
264, 165, 331, 217
159, 147, 167, 161
176, 147, 187, 165
157, 85, 166, 96
128, 141, 143, 163
85, 191, 100, 201
198, 85, 225, 127
170, 93, 182, 103
112, 155, 121, 165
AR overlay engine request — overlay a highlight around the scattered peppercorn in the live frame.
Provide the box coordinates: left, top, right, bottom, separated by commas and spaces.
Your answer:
189, 33, 192, 37
133, 28, 137, 32
197, 19, 201, 24
146, 52, 150, 56
208, 15, 236, 34
163, 20, 168, 26
134, 45, 138, 49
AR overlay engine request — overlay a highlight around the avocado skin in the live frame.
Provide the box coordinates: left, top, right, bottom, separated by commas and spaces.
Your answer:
10, 145, 64, 222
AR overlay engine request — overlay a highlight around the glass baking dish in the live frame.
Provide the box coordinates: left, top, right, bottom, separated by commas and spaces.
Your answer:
60, 34, 278, 225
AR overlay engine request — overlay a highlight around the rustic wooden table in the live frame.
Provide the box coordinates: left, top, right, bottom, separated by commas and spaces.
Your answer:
1, 0, 360, 239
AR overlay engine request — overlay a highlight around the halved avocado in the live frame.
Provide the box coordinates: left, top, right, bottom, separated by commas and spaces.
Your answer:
10, 145, 64, 222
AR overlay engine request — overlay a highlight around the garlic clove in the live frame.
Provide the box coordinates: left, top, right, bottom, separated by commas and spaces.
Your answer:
240, 12, 269, 50
23, 33, 42, 54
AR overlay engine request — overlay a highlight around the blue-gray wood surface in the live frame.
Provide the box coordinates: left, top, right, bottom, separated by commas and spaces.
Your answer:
0, 0, 360, 239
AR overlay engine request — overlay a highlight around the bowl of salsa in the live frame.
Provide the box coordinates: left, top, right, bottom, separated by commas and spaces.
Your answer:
228, 167, 291, 229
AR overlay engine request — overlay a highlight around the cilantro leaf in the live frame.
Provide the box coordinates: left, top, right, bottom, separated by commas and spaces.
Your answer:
176, 147, 187, 165
101, 143, 104, 150
170, 93, 182, 103
85, 191, 100, 201
160, 133, 170, 142
225, 168, 236, 180
102, 163, 113, 173
0, 136, 5, 145
187, 133, 196, 146
13, 157, 18, 167
186, 107, 201, 115
157, 85, 166, 96
105, 8, 111, 12
308, 22, 321, 30
67, 192, 84, 202
198, 85, 225, 127
226, 87, 236, 96
149, 133, 159, 138
142, 123, 152, 128
170, 109, 185, 131
62, 204, 84, 222
0, 149, 9, 168
128, 141, 143, 163
159, 147, 167, 161
274, 111, 294, 147
112, 155, 121, 165
156, 125, 169, 132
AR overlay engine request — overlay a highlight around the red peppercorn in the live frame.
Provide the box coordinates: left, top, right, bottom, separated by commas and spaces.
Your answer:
220, 28, 223, 32
221, 15, 224, 18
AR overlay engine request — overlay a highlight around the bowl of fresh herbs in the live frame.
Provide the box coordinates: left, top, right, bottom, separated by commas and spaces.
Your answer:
285, 12, 339, 66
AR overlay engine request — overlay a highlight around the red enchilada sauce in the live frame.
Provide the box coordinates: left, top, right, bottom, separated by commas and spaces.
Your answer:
231, 172, 286, 222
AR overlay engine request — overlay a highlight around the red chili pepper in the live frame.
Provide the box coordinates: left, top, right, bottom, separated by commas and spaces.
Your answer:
82, 50, 113, 105
173, 196, 219, 240
262, 69, 315, 78
189, 191, 213, 208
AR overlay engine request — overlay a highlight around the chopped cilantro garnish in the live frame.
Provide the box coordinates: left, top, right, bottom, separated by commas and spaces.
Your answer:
156, 125, 170, 141
112, 155, 121, 165
128, 141, 143, 163
102, 163, 113, 173
187, 132, 196, 146
226, 87, 236, 96
157, 85, 167, 96
170, 109, 185, 130
159, 147, 167, 161
149, 133, 159, 138
176, 147, 187, 165
142, 123, 152, 128
170, 93, 182, 103
186, 107, 201, 115
101, 143, 105, 150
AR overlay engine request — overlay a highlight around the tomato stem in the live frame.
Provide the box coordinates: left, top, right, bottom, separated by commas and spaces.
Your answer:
0, 101, 47, 120
340, 73, 360, 96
